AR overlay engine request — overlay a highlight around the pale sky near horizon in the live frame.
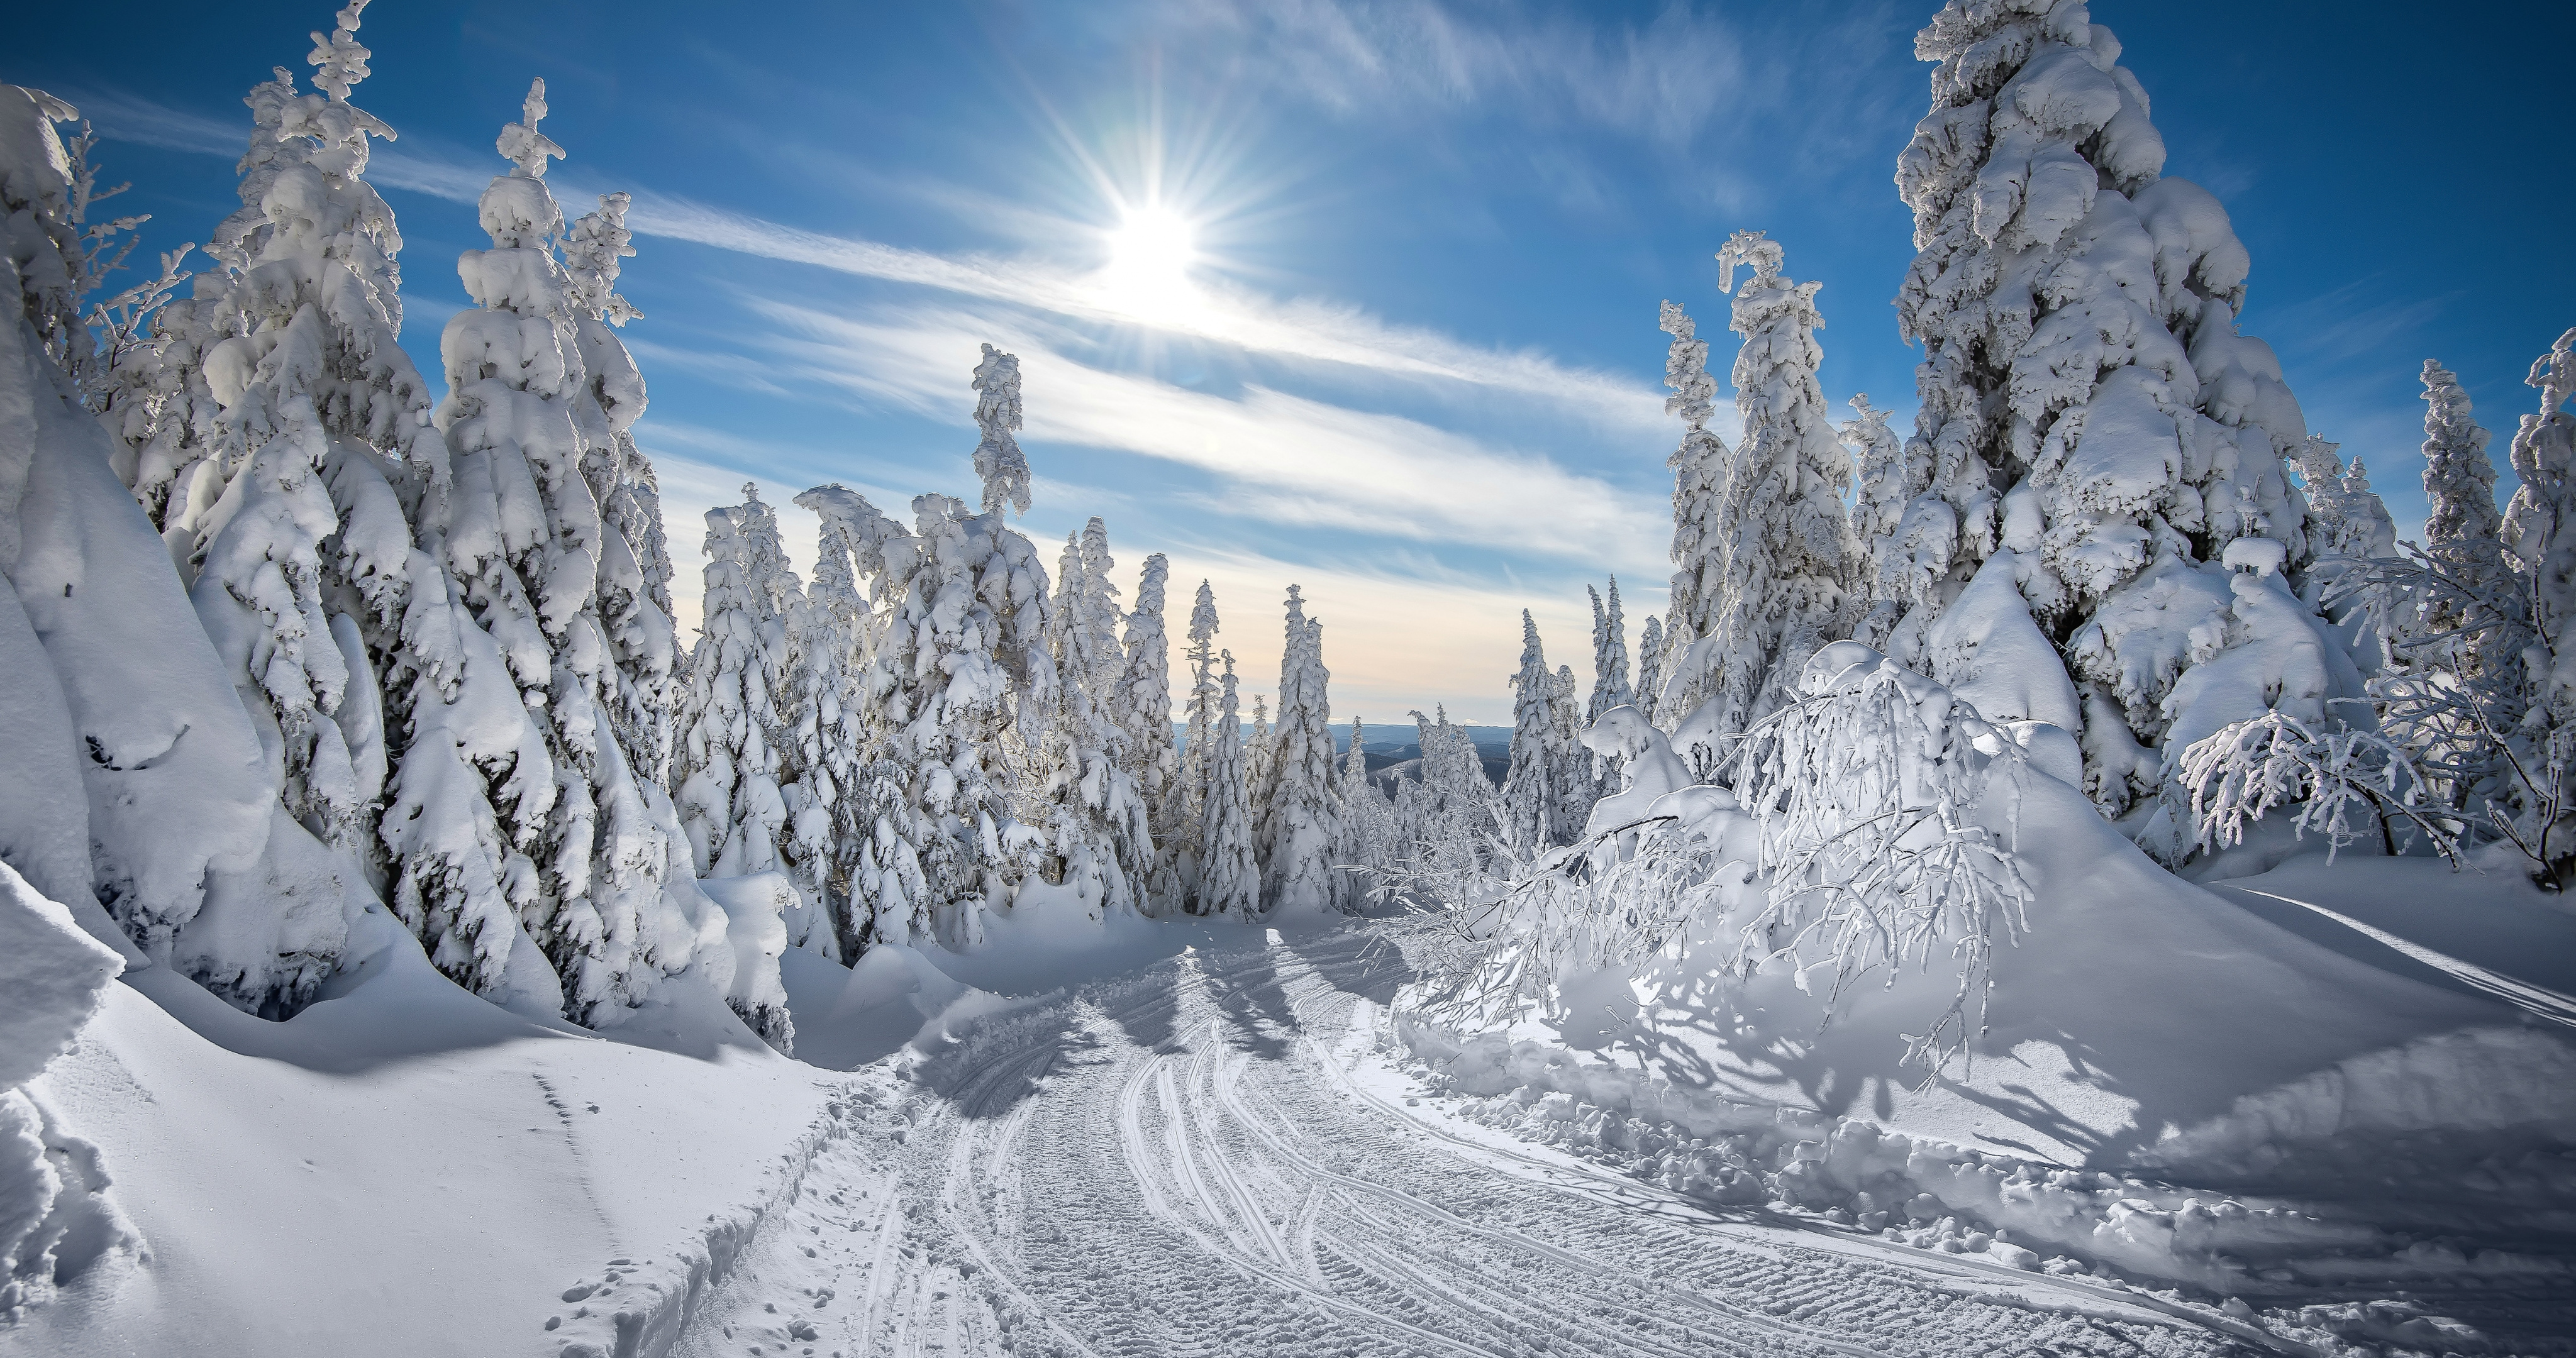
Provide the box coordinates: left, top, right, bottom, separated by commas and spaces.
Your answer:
13, 1, 2571, 723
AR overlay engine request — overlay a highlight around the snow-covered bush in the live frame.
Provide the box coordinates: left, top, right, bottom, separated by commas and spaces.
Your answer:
2178, 712, 2457, 864
1428, 645, 2036, 1079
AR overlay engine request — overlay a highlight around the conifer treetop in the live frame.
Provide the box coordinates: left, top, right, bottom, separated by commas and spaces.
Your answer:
1658, 301, 1714, 431
308, 1, 373, 104
1714, 229, 1783, 294
498, 78, 564, 180
971, 343, 1032, 516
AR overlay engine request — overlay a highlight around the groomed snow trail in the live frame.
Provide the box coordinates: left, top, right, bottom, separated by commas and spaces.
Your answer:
672, 930, 2257, 1358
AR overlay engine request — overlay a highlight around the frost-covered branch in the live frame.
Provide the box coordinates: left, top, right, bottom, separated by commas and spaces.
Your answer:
1411, 647, 2038, 1080
2179, 712, 2460, 866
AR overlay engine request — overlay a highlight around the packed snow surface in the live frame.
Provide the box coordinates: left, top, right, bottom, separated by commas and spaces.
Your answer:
14, 898, 2576, 1355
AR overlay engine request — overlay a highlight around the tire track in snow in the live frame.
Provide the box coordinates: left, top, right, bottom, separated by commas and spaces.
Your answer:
675, 932, 2255, 1358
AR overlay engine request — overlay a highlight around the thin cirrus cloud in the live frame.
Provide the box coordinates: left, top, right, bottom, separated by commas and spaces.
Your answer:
1153, 0, 1750, 143
68, 81, 1674, 444
749, 301, 1673, 571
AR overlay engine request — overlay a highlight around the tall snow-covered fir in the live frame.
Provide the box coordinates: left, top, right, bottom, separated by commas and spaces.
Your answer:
1652, 299, 1727, 724
1502, 612, 1583, 849
1172, 578, 1221, 910
1253, 586, 1341, 914
970, 343, 1030, 519
1585, 578, 1631, 723
1663, 230, 1858, 768
1893, 0, 2345, 825
1107, 552, 1180, 913
1196, 651, 1259, 922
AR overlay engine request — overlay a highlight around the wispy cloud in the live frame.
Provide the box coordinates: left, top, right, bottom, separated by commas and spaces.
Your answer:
1148, 0, 1751, 147
746, 301, 1671, 571
72, 82, 1670, 439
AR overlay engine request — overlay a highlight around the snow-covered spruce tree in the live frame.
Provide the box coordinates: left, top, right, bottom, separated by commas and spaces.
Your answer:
793, 483, 920, 949
1395, 705, 1505, 903
161, 7, 407, 853
2290, 436, 2397, 666
1172, 578, 1221, 910
970, 343, 1031, 517
1031, 531, 1147, 921
2, 87, 280, 991
1256, 587, 1343, 914
1338, 714, 1400, 897
47, 11, 450, 1015
1585, 578, 1632, 723
551, 189, 707, 979
1897, 1, 2337, 826
2351, 361, 2524, 837
2418, 360, 2514, 652
1652, 299, 1729, 723
426, 79, 726, 1022
1248, 691, 1275, 807
1632, 614, 1665, 734
1841, 392, 1936, 646
1197, 650, 1261, 922
674, 489, 797, 879
1551, 662, 1595, 834
1073, 517, 1126, 695
778, 527, 865, 954
2507, 331, 2576, 672
1665, 231, 1860, 773
1106, 552, 1181, 913
2295, 436, 2396, 565
1502, 612, 1579, 849
2502, 329, 2576, 882
847, 491, 1052, 947
562, 190, 679, 785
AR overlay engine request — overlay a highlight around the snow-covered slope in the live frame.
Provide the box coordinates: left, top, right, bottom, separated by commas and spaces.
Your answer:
1400, 649, 2576, 1297
18, 906, 850, 1357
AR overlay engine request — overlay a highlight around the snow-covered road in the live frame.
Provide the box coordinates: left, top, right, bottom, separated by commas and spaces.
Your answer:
673, 929, 2263, 1358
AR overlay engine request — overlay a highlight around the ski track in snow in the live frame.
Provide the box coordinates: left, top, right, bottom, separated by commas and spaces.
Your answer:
670, 931, 2257, 1358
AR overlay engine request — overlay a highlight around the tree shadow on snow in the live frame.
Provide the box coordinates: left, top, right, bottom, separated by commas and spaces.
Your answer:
1197, 944, 1300, 1061
906, 1002, 1101, 1120
1282, 925, 1414, 1008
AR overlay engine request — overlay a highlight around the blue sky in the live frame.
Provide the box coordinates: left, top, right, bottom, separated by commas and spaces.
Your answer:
13, 1, 2571, 722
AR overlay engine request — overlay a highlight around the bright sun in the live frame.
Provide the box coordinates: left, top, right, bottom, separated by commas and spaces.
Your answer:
1100, 204, 1200, 319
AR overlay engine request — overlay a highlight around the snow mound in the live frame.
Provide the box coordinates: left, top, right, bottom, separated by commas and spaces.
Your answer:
1401, 648, 2576, 1293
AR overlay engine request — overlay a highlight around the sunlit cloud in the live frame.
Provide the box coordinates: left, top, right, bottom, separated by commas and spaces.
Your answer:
746, 301, 1672, 571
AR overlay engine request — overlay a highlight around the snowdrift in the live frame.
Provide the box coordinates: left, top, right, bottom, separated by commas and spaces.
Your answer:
1397, 645, 2576, 1293
16, 895, 864, 1357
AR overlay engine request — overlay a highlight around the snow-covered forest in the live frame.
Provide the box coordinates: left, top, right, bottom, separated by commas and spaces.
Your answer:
4, 3, 2573, 1355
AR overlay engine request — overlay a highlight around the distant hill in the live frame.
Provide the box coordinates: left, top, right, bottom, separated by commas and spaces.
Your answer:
1169, 720, 1508, 756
